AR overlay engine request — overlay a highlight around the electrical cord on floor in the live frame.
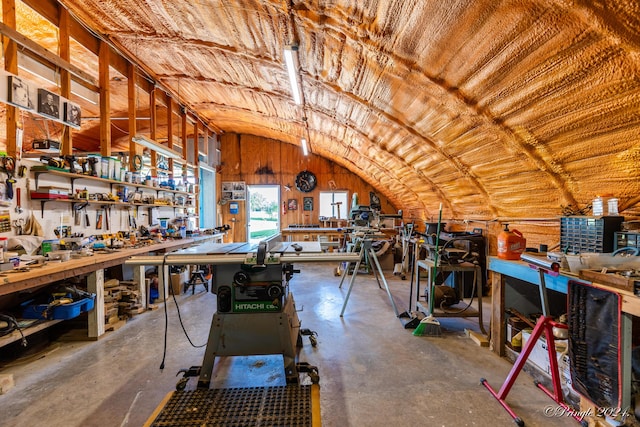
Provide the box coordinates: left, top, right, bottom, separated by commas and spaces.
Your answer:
159, 258, 208, 372
0, 314, 27, 347
169, 274, 206, 349
300, 328, 318, 347
440, 274, 477, 314
159, 255, 169, 371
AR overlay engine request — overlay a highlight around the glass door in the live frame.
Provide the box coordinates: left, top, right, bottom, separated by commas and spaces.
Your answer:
247, 185, 280, 243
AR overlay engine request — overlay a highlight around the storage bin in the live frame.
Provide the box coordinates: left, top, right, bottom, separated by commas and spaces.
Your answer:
22, 296, 95, 320
560, 216, 623, 253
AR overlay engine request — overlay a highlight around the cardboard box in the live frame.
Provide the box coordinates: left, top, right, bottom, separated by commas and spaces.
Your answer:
506, 317, 530, 350
170, 270, 190, 295
521, 331, 573, 391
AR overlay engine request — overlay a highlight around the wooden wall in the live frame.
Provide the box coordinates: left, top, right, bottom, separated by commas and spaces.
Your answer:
218, 133, 398, 242
217, 134, 604, 258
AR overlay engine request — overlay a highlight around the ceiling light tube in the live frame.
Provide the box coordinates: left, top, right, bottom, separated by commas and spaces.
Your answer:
284, 46, 302, 105
132, 135, 182, 160
301, 138, 309, 156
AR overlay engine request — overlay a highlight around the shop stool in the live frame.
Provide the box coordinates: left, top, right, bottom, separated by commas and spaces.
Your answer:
184, 269, 209, 295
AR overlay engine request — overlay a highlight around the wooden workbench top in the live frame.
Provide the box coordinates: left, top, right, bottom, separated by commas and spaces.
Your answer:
0, 234, 223, 296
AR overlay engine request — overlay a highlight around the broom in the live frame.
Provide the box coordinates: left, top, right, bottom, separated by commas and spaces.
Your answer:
413, 203, 443, 337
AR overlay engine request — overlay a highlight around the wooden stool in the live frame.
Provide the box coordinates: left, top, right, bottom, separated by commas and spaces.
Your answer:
184, 269, 209, 295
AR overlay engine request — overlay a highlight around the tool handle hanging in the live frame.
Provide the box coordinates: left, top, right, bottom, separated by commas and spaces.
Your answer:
5, 178, 15, 200
429, 203, 443, 315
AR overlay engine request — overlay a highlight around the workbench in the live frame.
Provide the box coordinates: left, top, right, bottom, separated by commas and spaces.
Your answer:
414, 258, 485, 334
280, 227, 344, 242
0, 234, 224, 345
488, 256, 640, 416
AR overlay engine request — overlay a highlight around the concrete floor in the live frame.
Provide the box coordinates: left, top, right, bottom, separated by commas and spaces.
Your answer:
0, 262, 579, 427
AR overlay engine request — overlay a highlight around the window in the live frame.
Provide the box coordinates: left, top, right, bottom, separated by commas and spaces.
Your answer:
319, 191, 348, 219
199, 166, 216, 229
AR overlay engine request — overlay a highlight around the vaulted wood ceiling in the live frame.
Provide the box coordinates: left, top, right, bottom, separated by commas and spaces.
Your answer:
9, 0, 640, 221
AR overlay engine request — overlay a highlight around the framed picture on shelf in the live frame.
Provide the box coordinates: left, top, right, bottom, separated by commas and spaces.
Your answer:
7, 75, 34, 110
37, 88, 61, 119
64, 101, 82, 128
288, 199, 298, 210
303, 197, 313, 211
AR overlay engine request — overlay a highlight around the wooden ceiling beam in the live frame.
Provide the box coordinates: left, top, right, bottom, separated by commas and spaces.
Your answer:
21, 0, 99, 54
0, 21, 97, 88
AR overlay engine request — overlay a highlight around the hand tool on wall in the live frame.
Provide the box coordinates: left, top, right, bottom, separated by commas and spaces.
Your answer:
73, 202, 88, 226
12, 218, 24, 235
15, 188, 23, 213
104, 205, 110, 230
96, 208, 104, 229
83, 204, 90, 227
1, 156, 16, 200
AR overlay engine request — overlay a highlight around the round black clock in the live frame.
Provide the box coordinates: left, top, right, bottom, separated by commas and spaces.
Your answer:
295, 170, 317, 192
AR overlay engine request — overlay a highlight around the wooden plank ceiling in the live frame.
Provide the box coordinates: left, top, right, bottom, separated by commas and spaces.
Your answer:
11, 0, 640, 221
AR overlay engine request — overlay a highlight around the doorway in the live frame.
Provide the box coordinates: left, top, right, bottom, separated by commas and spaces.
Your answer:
247, 185, 280, 243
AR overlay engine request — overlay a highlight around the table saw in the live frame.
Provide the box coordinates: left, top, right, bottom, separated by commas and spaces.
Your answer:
126, 236, 359, 427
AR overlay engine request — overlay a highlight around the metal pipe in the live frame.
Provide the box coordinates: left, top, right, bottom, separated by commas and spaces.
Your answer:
125, 252, 361, 266
519, 252, 560, 273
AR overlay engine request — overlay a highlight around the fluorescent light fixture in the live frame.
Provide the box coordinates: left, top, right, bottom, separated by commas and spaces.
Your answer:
199, 163, 217, 173
132, 135, 182, 160
284, 46, 302, 105
71, 80, 99, 105
18, 52, 99, 105
301, 138, 309, 156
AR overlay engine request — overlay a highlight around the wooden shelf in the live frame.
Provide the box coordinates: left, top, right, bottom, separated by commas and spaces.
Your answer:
29, 197, 192, 217
32, 168, 190, 195
0, 319, 63, 348
31, 167, 194, 216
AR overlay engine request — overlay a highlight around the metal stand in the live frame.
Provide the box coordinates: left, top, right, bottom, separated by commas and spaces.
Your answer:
198, 292, 301, 388
414, 258, 486, 335
340, 238, 401, 317
480, 265, 585, 426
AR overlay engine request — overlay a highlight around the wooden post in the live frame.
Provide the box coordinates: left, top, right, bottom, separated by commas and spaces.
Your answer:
490, 271, 506, 356
3, 0, 18, 158
133, 265, 147, 309
166, 93, 174, 177
99, 41, 111, 157
87, 269, 105, 339
59, 7, 72, 156
149, 87, 157, 174
181, 111, 188, 163
127, 62, 137, 170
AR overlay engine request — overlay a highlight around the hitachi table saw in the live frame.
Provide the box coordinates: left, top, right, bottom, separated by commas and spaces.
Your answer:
126, 235, 359, 427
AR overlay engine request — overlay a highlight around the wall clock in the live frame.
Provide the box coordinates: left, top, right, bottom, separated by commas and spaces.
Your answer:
295, 170, 317, 193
